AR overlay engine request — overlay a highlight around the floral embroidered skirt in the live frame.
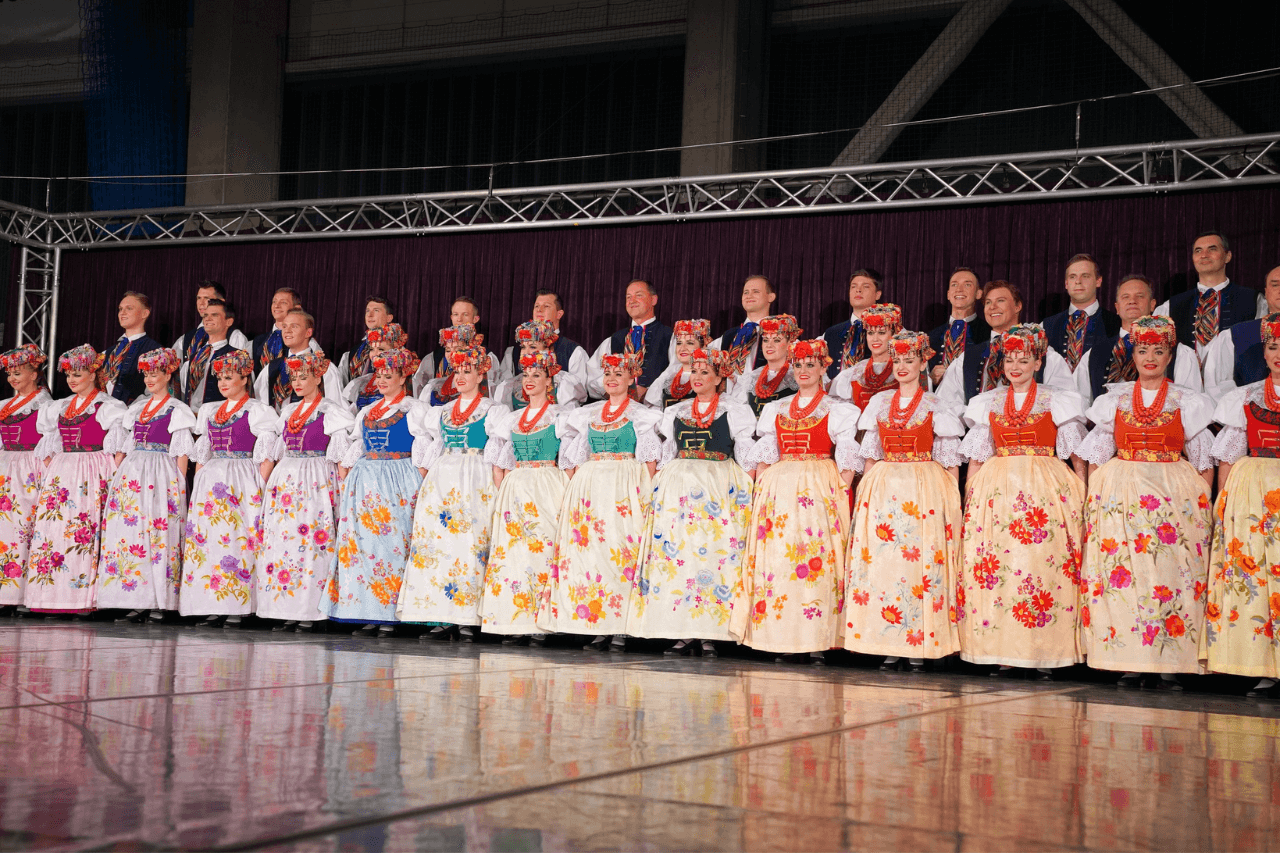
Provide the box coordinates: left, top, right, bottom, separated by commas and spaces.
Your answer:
25, 451, 114, 611
0, 449, 45, 605
399, 452, 497, 626
958, 456, 1085, 668
1081, 458, 1211, 673
255, 456, 340, 621
325, 457, 421, 623
97, 450, 186, 611
1201, 457, 1280, 677
627, 458, 753, 642
179, 458, 264, 616
480, 464, 568, 635
537, 457, 651, 636
843, 460, 962, 658
734, 458, 850, 654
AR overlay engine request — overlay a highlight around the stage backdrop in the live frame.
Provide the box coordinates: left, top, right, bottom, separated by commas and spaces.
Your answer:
24, 185, 1280, 377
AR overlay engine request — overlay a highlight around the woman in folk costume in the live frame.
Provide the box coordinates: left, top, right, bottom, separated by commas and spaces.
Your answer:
402, 344, 508, 640
97, 348, 193, 623
737, 339, 861, 664
645, 319, 711, 409
844, 330, 963, 670
490, 320, 585, 410
26, 345, 127, 614
1077, 315, 1214, 686
326, 347, 425, 635
628, 348, 755, 657
0, 345, 53, 610
181, 349, 279, 627
957, 324, 1088, 676
831, 304, 904, 409
728, 314, 803, 417
342, 323, 407, 411
537, 352, 663, 651
1201, 313, 1280, 697
420, 324, 497, 405
480, 350, 572, 643
256, 350, 355, 632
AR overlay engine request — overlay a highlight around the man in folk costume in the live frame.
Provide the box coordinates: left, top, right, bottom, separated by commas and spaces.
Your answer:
171, 279, 250, 369
337, 295, 395, 386
497, 290, 589, 393
714, 274, 777, 377
1075, 274, 1202, 405
928, 267, 990, 386
587, 279, 675, 402
1201, 265, 1280, 398
1154, 230, 1268, 365
180, 299, 240, 407
1041, 253, 1122, 373
251, 287, 304, 374
103, 291, 163, 404
253, 309, 343, 411
823, 268, 883, 380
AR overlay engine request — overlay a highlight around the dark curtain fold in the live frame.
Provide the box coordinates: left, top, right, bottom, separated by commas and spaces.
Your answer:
34, 186, 1280, 376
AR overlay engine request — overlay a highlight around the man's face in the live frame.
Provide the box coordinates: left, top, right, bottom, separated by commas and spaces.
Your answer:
741, 278, 775, 315
365, 301, 392, 330
625, 282, 657, 322
532, 294, 563, 325
1192, 235, 1231, 278
984, 287, 1021, 331
195, 286, 219, 318
202, 306, 231, 339
848, 276, 881, 311
271, 291, 298, 324
282, 314, 311, 351
1265, 266, 1280, 313
1114, 279, 1156, 325
451, 301, 478, 326
117, 296, 149, 331
947, 272, 981, 315
1064, 260, 1101, 307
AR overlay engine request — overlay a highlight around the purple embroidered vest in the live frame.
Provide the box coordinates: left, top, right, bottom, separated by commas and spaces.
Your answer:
133, 411, 173, 451
1, 408, 40, 451
60, 408, 109, 453
284, 414, 329, 458
208, 411, 256, 459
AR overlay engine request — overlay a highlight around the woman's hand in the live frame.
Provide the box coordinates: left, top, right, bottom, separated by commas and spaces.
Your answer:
177, 456, 188, 477
114, 453, 125, 466
493, 467, 505, 489
839, 469, 855, 486
259, 460, 275, 481
338, 466, 349, 483
645, 460, 658, 478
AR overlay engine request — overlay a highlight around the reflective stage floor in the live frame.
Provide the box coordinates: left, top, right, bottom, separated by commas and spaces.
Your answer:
3, 622, 1280, 852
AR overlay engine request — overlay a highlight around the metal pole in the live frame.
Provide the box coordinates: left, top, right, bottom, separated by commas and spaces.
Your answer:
15, 246, 29, 349
48, 247, 61, 387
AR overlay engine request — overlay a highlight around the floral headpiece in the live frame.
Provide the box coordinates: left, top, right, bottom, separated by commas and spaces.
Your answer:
1262, 312, 1280, 345
673, 319, 712, 345
446, 345, 490, 372
1130, 315, 1177, 348
789, 339, 833, 368
440, 324, 482, 347
58, 344, 106, 374
516, 320, 558, 346
210, 349, 255, 378
600, 352, 642, 378
888, 330, 935, 362
759, 314, 802, 342
285, 350, 332, 379
372, 347, 419, 377
863, 303, 903, 333
519, 350, 561, 376
689, 348, 733, 378
997, 324, 1048, 359
0, 344, 47, 371
137, 348, 180, 375
367, 323, 407, 349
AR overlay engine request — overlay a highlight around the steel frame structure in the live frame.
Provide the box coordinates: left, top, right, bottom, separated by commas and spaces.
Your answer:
3, 133, 1279, 354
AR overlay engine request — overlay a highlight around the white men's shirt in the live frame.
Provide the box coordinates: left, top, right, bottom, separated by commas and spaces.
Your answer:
1152, 279, 1269, 358
586, 316, 679, 398
172, 328, 250, 358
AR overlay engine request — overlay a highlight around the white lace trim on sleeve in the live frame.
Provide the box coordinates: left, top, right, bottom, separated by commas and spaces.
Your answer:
932, 436, 963, 469
1056, 420, 1086, 461
747, 435, 779, 467
1076, 428, 1117, 467
1184, 430, 1215, 472
635, 429, 663, 464
859, 423, 884, 460
961, 426, 994, 463
169, 430, 195, 459
834, 436, 863, 474
191, 433, 212, 466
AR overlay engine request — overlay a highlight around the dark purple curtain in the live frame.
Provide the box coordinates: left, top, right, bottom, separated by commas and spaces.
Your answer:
29, 185, 1280, 375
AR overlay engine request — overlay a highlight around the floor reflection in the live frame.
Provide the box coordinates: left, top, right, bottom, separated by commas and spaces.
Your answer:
1, 623, 1279, 851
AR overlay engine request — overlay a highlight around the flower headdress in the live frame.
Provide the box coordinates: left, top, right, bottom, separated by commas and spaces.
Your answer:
759, 314, 802, 342
285, 349, 332, 379
688, 348, 733, 378
600, 352, 642, 378
446, 345, 490, 372
440, 324, 482, 347
1130, 315, 1177, 348
888, 330, 935, 362
58, 344, 106, 374
519, 350, 561, 376
137, 348, 180, 375
862, 303, 903, 333
210, 349, 255, 378
372, 347, 419, 377
998, 323, 1049, 359
0, 344, 47, 371
1262, 312, 1280, 345
516, 320, 558, 346
789, 339, 833, 368
367, 323, 407, 349
673, 319, 712, 345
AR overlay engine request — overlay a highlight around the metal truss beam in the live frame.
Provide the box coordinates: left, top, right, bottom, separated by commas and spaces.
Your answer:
14, 245, 61, 385
1, 134, 1279, 253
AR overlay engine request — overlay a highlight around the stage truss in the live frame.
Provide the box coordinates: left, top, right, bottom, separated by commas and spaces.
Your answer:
3, 132, 1279, 359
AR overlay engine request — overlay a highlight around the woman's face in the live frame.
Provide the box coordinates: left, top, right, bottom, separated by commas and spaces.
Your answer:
866, 326, 893, 357
674, 333, 701, 364
1002, 351, 1041, 386
452, 363, 482, 395
1133, 342, 1172, 381
65, 368, 95, 395
602, 364, 631, 396
519, 340, 548, 360
375, 368, 404, 397
793, 357, 823, 390
6, 365, 38, 395
689, 362, 719, 395
142, 369, 171, 396
1266, 339, 1280, 378
290, 371, 322, 399
891, 352, 923, 382
760, 332, 788, 363
216, 370, 249, 399
522, 368, 551, 399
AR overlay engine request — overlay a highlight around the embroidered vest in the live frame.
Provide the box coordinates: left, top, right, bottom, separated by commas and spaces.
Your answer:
989, 410, 1057, 457
284, 414, 330, 459
441, 416, 489, 454
588, 420, 637, 458
59, 408, 109, 453
512, 424, 559, 464
0, 408, 40, 451
775, 412, 835, 460
1115, 408, 1184, 462
1245, 402, 1280, 458
674, 412, 733, 461
207, 411, 255, 459
133, 411, 174, 452
362, 409, 413, 459
878, 412, 934, 462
